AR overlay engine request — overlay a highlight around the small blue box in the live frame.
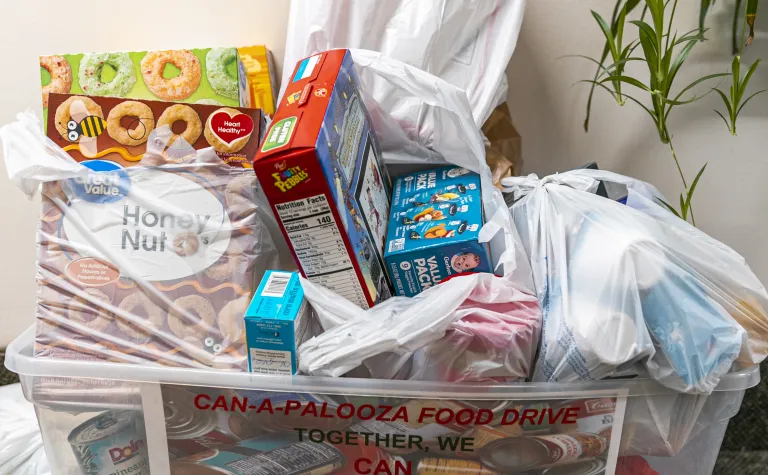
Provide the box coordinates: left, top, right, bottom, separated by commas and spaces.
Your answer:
244, 271, 313, 375
384, 167, 492, 297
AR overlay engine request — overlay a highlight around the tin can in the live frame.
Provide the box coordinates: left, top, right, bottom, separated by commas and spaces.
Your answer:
68, 410, 149, 475
480, 433, 608, 471
249, 400, 353, 433
164, 387, 260, 459
171, 441, 345, 475
417, 458, 497, 475
496, 402, 554, 437
555, 399, 616, 442
541, 458, 607, 475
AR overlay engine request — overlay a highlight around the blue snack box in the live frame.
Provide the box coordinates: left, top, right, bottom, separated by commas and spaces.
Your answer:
385, 167, 492, 297
244, 271, 314, 375
392, 199, 474, 225
391, 166, 481, 209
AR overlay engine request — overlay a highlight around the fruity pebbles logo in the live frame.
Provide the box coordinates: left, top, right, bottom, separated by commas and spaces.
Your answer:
272, 161, 308, 192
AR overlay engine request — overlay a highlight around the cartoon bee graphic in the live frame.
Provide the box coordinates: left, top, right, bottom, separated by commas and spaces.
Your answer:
56, 98, 106, 158
65, 115, 107, 142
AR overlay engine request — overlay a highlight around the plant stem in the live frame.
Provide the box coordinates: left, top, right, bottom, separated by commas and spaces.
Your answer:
734, 0, 745, 54
668, 139, 696, 225
668, 139, 688, 189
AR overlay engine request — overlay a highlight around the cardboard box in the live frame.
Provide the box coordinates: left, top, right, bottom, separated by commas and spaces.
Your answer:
384, 166, 492, 297
253, 49, 393, 309
244, 271, 312, 375
47, 93, 264, 168
39, 46, 277, 123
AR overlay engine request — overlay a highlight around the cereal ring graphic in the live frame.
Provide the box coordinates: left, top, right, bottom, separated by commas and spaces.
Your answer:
168, 295, 216, 339
205, 48, 239, 99
117, 293, 164, 343
195, 98, 223, 106
107, 101, 155, 146
68, 288, 112, 332
204, 240, 244, 281
218, 296, 249, 344
157, 104, 202, 146
40, 55, 72, 108
54, 96, 104, 140
141, 50, 201, 100
40, 196, 63, 223
223, 173, 256, 217
79, 53, 137, 97
204, 107, 253, 154
172, 232, 199, 256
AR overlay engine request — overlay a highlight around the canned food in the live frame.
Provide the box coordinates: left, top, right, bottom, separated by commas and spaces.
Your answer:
496, 403, 553, 437
164, 387, 260, 458
171, 441, 345, 475
480, 433, 607, 471
554, 399, 615, 441
541, 458, 607, 475
68, 410, 149, 475
417, 457, 498, 475
248, 400, 353, 433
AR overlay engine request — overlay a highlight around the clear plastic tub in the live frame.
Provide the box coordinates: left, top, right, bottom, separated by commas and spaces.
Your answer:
5, 326, 760, 475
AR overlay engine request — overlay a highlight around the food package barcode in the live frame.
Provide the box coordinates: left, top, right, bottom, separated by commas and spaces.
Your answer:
389, 238, 405, 253
262, 272, 292, 297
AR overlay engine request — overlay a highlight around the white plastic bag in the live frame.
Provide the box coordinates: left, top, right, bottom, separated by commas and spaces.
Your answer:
293, 52, 538, 379
0, 384, 50, 475
281, 0, 525, 128
504, 170, 768, 394
300, 273, 541, 381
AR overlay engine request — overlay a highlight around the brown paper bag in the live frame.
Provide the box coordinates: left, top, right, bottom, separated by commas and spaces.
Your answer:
482, 102, 522, 188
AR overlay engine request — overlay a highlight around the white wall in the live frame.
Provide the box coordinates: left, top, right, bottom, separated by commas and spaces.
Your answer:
1, 1, 766, 347
0, 0, 291, 346
508, 1, 768, 283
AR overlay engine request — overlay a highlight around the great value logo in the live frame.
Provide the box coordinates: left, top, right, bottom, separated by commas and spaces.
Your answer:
67, 160, 130, 204
109, 439, 145, 464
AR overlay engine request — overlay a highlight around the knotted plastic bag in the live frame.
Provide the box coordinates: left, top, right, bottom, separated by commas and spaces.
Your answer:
300, 273, 541, 381
504, 170, 768, 394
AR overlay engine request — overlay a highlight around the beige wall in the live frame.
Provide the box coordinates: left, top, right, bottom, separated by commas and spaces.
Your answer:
1, 1, 766, 347
507, 1, 768, 284
0, 1, 291, 346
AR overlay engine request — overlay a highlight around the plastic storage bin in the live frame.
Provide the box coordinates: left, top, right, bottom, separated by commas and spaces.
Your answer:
5, 327, 760, 475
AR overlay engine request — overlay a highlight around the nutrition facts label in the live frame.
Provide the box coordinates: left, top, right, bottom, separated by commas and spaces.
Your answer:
274, 194, 368, 308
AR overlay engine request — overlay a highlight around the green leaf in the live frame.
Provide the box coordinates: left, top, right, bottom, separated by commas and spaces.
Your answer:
713, 88, 734, 116
665, 40, 698, 95
737, 58, 761, 103
657, 197, 682, 218
586, 80, 660, 122
646, 0, 666, 44
700, 0, 715, 33
714, 109, 732, 129
735, 89, 766, 117
671, 72, 729, 104
593, 11, 620, 60
734, 0, 744, 54
617, 5, 628, 51
747, 0, 759, 46
679, 193, 688, 221
600, 74, 653, 91
683, 163, 708, 213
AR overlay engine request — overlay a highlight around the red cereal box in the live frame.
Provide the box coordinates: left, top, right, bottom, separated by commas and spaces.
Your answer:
253, 50, 394, 308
